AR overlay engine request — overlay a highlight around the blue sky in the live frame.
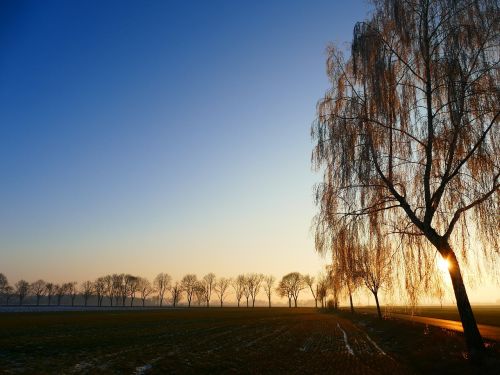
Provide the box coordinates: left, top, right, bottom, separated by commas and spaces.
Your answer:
1, 1, 374, 283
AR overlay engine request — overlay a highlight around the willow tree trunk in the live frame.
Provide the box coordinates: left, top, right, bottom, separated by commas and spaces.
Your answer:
348, 292, 354, 314
373, 291, 381, 320
443, 246, 484, 359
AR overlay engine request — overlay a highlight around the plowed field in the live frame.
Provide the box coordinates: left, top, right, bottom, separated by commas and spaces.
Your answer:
0, 308, 498, 374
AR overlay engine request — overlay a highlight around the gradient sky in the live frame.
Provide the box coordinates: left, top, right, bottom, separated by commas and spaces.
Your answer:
1, 1, 497, 303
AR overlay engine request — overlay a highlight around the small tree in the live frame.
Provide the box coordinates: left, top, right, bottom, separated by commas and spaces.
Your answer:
215, 277, 230, 307
181, 274, 197, 307
102, 275, 114, 306
316, 275, 329, 309
0, 273, 8, 294
359, 241, 393, 319
94, 277, 105, 307
303, 275, 317, 308
3, 285, 14, 305
81, 281, 94, 307
278, 273, 305, 308
170, 281, 182, 307
242, 277, 251, 307
112, 274, 126, 306
55, 284, 68, 306
247, 273, 264, 308
202, 273, 216, 307
45, 283, 55, 305
31, 280, 46, 306
154, 273, 171, 307
137, 278, 154, 307
263, 275, 275, 308
0, 274, 11, 305
15, 280, 30, 305
232, 275, 245, 307
125, 275, 139, 307
67, 282, 78, 306
194, 281, 206, 307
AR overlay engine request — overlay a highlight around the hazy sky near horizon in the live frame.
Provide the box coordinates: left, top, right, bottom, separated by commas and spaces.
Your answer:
1, 1, 498, 303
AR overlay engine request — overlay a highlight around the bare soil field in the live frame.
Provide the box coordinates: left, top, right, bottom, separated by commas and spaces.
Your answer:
0, 308, 498, 374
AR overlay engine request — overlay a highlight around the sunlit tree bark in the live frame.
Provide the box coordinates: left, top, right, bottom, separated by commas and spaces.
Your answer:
312, 0, 499, 358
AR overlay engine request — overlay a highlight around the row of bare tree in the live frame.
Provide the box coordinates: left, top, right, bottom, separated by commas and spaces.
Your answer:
0, 272, 335, 308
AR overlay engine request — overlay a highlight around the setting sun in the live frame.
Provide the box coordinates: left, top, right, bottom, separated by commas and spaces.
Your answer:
437, 257, 451, 272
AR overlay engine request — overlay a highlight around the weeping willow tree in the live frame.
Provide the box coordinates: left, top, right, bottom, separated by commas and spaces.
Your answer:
312, 0, 499, 358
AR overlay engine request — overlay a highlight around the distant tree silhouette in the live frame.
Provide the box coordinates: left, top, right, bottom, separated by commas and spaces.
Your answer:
154, 273, 171, 307
45, 283, 55, 305
0, 273, 8, 293
277, 273, 305, 308
181, 274, 197, 307
67, 282, 78, 306
232, 275, 245, 307
94, 277, 106, 307
242, 276, 251, 307
81, 281, 94, 307
359, 241, 393, 319
193, 281, 206, 307
31, 280, 46, 306
263, 275, 275, 308
103, 275, 114, 306
125, 275, 139, 307
316, 274, 329, 308
215, 277, 230, 307
202, 273, 216, 307
55, 284, 69, 306
3, 285, 14, 305
137, 278, 153, 307
0, 274, 11, 305
170, 281, 182, 307
15, 280, 29, 305
247, 273, 264, 307
303, 275, 317, 308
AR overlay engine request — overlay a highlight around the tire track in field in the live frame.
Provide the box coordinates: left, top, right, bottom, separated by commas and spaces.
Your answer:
332, 316, 413, 374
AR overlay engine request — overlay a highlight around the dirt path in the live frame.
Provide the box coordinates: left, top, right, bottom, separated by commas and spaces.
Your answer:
389, 313, 500, 341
